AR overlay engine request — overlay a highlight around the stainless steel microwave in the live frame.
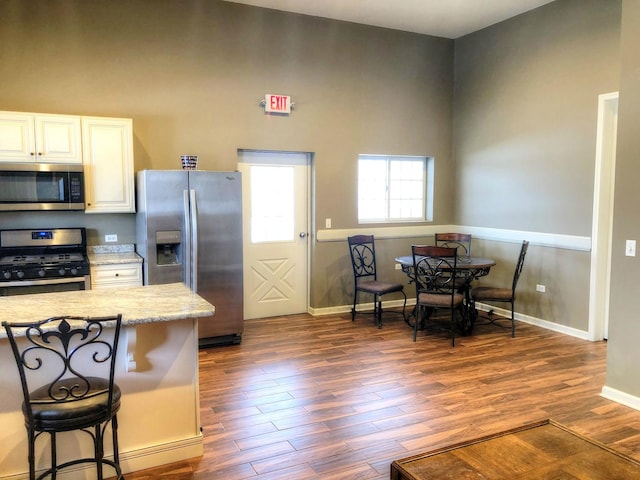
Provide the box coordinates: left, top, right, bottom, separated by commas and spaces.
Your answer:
0, 163, 85, 211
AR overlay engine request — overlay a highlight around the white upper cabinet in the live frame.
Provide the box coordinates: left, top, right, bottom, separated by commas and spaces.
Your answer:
0, 112, 82, 164
82, 117, 135, 214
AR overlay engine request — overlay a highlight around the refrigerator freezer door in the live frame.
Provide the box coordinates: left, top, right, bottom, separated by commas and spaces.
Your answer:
136, 170, 188, 286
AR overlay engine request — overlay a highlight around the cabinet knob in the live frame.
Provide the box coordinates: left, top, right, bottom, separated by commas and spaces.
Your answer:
30, 152, 35, 156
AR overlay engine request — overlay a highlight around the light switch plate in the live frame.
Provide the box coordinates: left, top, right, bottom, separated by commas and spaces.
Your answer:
626, 239, 636, 257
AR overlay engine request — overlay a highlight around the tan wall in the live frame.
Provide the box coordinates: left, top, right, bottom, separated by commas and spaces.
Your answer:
0, 0, 454, 309
0, 0, 454, 227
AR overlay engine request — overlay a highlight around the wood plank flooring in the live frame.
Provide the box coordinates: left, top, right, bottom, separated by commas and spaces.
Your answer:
122, 311, 640, 479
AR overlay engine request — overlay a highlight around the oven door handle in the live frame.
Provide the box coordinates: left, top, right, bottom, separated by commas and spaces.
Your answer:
1, 277, 88, 288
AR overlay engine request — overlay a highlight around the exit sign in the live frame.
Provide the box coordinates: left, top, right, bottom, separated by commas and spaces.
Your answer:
264, 94, 292, 114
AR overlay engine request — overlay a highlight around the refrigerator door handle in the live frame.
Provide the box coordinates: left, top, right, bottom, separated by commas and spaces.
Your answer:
190, 188, 199, 292
183, 189, 192, 290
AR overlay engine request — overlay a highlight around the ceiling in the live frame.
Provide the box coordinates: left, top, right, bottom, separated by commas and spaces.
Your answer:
222, 0, 556, 39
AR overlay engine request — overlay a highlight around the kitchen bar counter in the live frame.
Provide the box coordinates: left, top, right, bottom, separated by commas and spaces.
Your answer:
0, 282, 214, 335
0, 283, 214, 479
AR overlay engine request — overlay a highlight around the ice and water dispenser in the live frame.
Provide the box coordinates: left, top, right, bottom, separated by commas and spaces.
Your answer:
156, 230, 182, 266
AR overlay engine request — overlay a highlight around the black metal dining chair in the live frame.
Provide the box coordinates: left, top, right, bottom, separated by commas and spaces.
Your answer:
471, 240, 529, 337
412, 245, 467, 345
435, 233, 472, 256
348, 235, 407, 328
2, 314, 124, 480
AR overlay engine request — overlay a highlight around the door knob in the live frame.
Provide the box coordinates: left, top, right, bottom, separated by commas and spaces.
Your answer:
299, 232, 307, 238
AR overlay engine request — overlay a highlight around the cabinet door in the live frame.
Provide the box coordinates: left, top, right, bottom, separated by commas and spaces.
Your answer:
35, 115, 82, 164
91, 263, 143, 289
0, 112, 36, 162
82, 117, 135, 213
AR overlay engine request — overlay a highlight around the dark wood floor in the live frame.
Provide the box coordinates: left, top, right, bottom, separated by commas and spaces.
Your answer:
123, 311, 640, 479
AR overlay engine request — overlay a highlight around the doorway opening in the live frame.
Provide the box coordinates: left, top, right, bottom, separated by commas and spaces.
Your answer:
589, 91, 618, 340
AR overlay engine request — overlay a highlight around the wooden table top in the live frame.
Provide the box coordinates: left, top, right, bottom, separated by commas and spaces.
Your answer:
390, 419, 640, 479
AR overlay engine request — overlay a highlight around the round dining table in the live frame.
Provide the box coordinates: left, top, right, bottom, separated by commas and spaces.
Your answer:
394, 255, 496, 335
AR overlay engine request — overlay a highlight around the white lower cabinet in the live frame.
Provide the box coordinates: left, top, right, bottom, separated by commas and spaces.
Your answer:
91, 263, 142, 289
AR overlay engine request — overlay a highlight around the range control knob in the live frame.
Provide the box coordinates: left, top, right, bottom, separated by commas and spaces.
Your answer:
3, 271, 10, 279
58, 268, 66, 276
70, 268, 78, 276
16, 271, 24, 279
38, 269, 46, 277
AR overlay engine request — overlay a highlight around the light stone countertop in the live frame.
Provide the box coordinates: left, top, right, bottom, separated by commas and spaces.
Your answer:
0, 283, 214, 337
87, 244, 143, 265
88, 251, 143, 265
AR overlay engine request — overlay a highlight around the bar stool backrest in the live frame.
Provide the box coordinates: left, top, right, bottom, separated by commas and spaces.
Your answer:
3, 314, 124, 479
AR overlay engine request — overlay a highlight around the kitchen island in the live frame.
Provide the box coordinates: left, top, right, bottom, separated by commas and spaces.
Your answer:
0, 283, 215, 480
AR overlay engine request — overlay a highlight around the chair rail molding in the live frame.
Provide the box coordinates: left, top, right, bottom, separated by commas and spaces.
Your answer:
317, 225, 591, 252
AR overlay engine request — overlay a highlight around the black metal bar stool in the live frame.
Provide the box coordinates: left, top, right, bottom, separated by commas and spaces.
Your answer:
2, 314, 124, 480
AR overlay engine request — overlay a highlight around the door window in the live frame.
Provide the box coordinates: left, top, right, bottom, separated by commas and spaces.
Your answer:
250, 165, 294, 243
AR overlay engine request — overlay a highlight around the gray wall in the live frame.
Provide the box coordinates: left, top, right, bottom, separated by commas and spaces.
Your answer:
452, 0, 621, 331
606, 0, 640, 397
454, 0, 621, 235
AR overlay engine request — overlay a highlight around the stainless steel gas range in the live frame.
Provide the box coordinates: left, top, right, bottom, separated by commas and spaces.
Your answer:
0, 228, 91, 296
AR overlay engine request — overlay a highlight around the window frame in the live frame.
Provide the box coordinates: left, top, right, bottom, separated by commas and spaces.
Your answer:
357, 154, 433, 224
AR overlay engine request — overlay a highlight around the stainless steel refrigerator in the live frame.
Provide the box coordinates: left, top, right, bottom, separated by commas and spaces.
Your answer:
135, 170, 243, 347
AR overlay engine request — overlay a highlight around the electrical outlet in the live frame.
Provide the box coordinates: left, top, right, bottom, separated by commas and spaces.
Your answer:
395, 263, 402, 270
105, 234, 118, 243
536, 284, 546, 293
325, 218, 332, 229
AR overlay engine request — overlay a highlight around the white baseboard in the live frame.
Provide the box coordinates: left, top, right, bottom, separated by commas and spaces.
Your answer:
308, 298, 413, 317
1, 435, 203, 480
601, 386, 640, 411
309, 300, 591, 341
473, 303, 592, 340
119, 434, 203, 475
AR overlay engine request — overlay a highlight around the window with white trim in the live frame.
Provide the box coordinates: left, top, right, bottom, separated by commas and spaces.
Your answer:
358, 154, 433, 223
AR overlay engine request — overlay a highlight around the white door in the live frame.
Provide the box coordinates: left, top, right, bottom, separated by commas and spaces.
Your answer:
238, 151, 310, 319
